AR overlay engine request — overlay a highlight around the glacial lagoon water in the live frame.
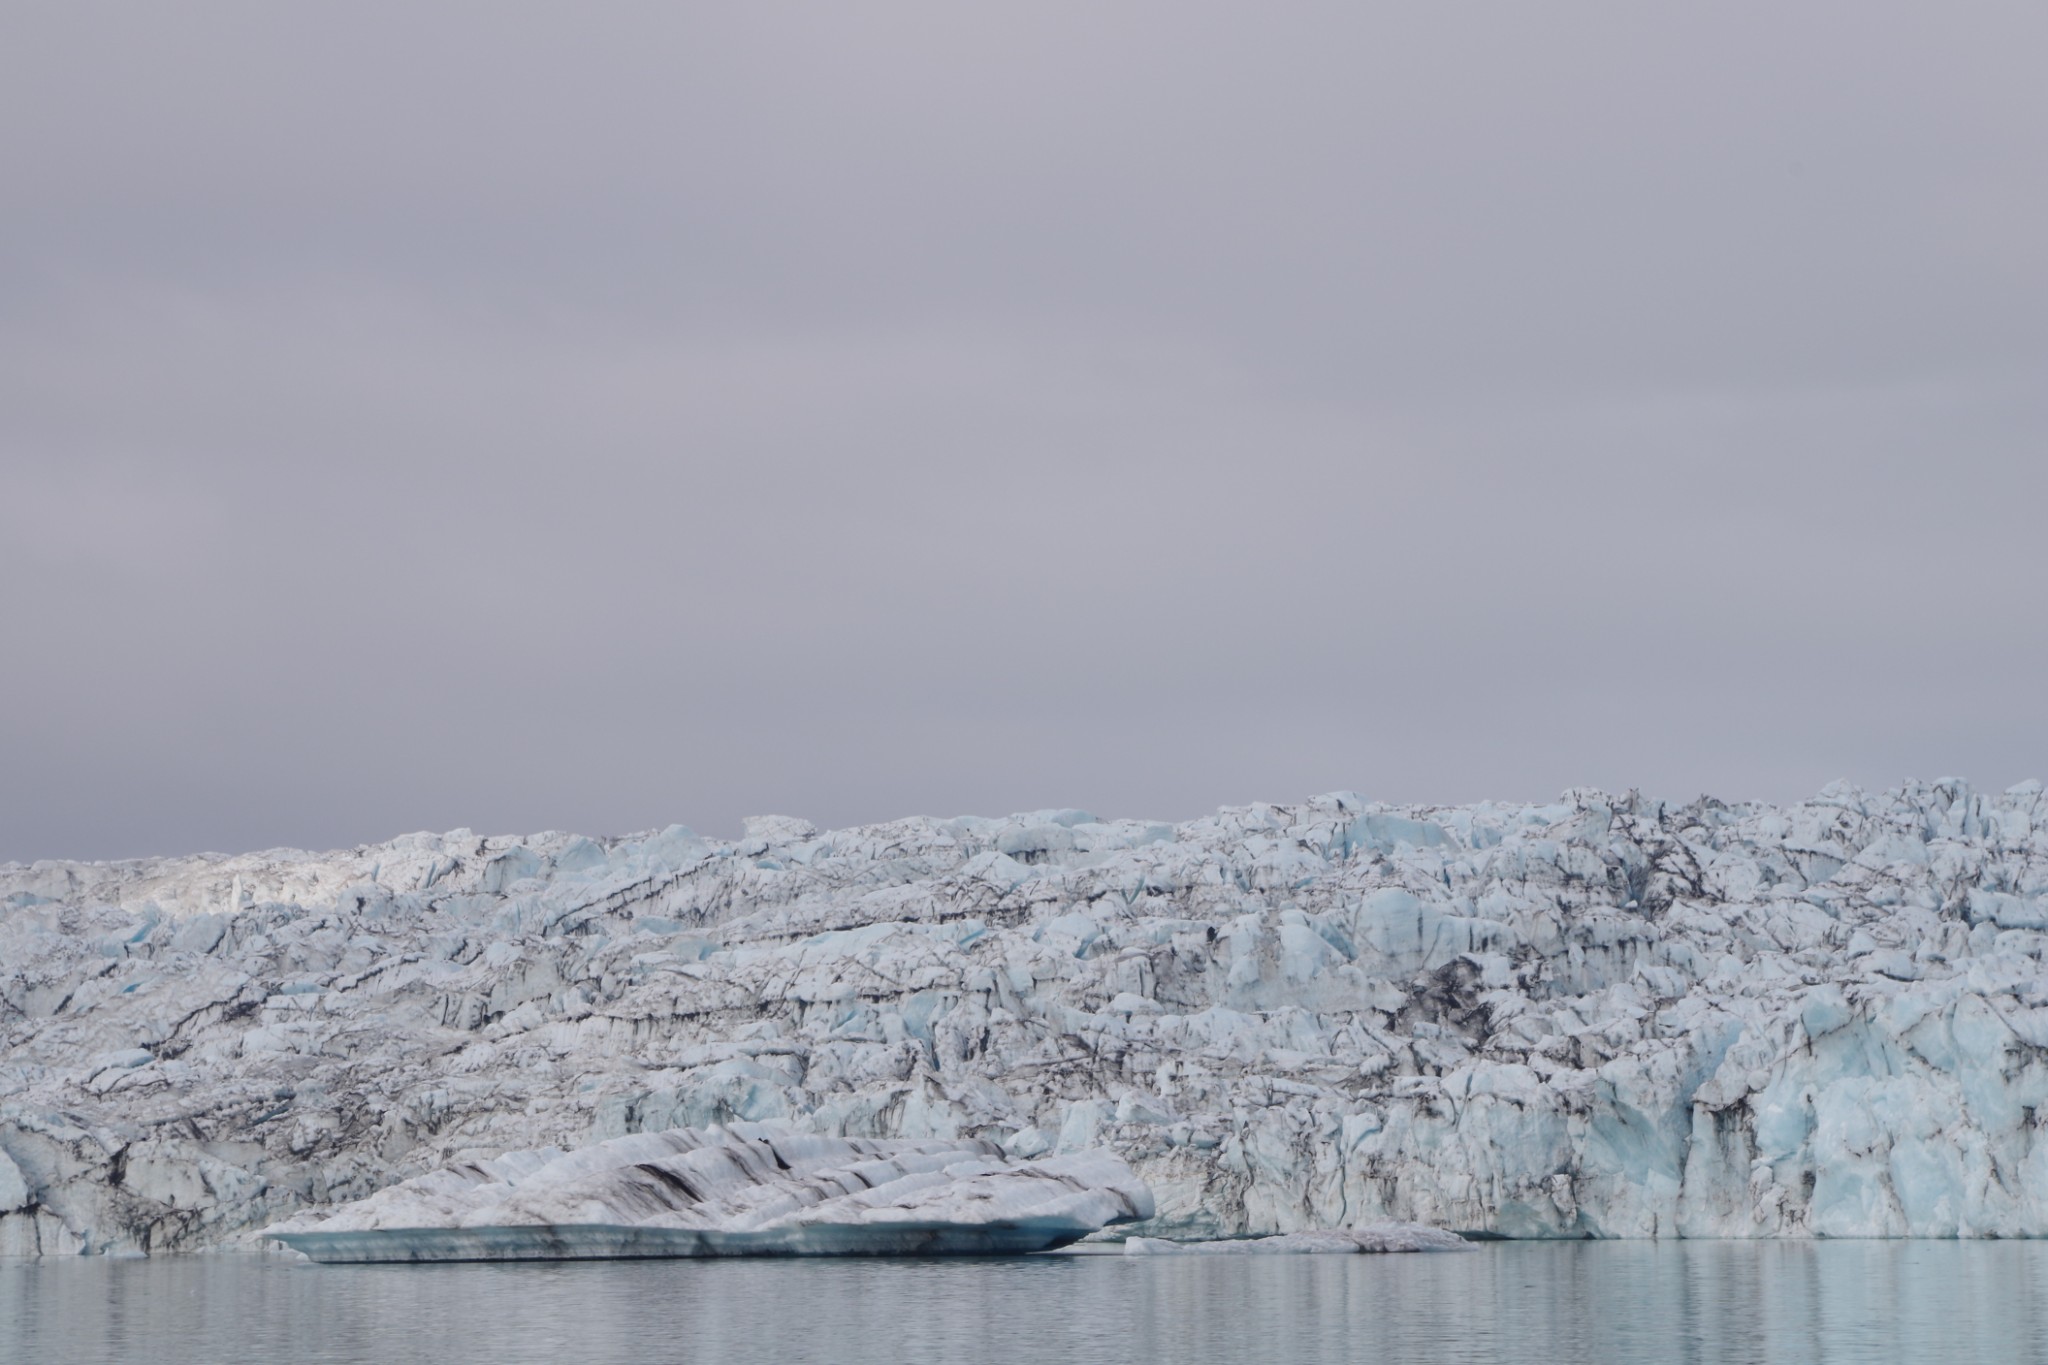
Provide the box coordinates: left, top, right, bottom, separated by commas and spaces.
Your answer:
5, 1241, 2048, 1364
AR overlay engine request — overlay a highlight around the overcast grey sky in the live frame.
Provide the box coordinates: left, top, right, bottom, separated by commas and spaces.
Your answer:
4, 3, 2044, 861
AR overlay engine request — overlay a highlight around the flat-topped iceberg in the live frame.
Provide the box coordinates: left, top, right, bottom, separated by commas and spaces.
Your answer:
266, 1124, 1154, 1262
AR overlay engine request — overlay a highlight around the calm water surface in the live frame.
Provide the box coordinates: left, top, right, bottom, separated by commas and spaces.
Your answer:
5, 1242, 2046, 1364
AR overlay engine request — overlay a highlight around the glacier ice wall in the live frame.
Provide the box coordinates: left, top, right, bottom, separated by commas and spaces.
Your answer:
6, 780, 2048, 1253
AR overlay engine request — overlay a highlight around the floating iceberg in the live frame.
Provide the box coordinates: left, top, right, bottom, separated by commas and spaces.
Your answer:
266, 1125, 1154, 1262
1124, 1224, 1471, 1254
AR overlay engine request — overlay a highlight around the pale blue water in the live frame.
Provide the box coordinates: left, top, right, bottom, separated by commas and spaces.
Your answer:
4, 1242, 2045, 1364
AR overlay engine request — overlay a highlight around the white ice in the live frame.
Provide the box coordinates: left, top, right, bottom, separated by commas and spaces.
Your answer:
6, 779, 2048, 1255
265, 1123, 1153, 1261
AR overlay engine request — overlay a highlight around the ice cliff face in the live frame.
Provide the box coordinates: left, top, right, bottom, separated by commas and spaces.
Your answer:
6, 780, 2048, 1254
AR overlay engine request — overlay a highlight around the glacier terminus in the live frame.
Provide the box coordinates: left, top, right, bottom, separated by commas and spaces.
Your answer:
5, 779, 2048, 1257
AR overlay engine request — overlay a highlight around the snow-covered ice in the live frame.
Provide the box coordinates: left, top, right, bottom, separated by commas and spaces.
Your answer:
7, 780, 2048, 1255
265, 1124, 1152, 1261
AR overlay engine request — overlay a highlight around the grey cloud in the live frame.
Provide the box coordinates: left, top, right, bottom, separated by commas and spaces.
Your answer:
2, 3, 2044, 859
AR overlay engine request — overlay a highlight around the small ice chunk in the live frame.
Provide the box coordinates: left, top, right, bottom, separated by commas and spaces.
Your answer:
1123, 1223, 1470, 1255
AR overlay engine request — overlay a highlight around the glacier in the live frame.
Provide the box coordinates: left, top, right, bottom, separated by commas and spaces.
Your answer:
6, 779, 2048, 1256
264, 1124, 1152, 1261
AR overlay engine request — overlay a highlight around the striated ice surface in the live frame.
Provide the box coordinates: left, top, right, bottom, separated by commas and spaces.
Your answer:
7, 779, 2048, 1255
265, 1123, 1152, 1261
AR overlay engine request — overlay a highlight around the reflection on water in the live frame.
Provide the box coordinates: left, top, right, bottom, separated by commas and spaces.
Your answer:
3, 1241, 2044, 1364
